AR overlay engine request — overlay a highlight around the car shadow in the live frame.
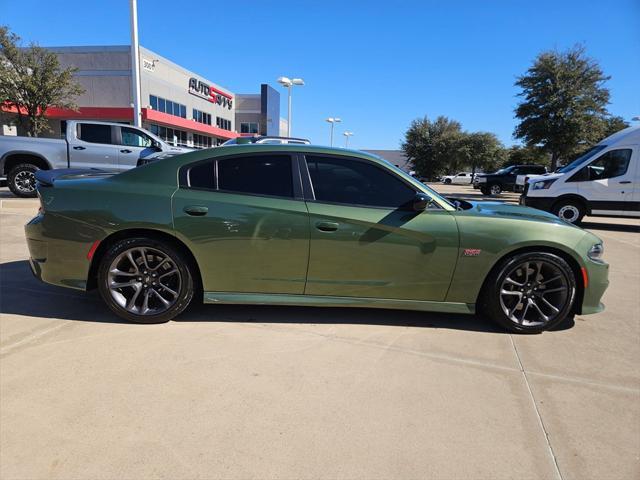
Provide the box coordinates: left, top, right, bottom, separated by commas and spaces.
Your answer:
581, 221, 640, 233
0, 260, 573, 333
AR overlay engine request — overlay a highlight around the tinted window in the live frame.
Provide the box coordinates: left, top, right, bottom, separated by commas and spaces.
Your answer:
585, 149, 632, 180
78, 124, 112, 144
121, 127, 153, 147
218, 155, 293, 197
306, 155, 416, 208
188, 162, 215, 189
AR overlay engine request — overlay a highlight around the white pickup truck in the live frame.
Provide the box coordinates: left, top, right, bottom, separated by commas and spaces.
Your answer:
0, 120, 189, 197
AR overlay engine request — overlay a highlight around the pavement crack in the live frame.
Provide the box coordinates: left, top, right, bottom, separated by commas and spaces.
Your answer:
510, 334, 564, 480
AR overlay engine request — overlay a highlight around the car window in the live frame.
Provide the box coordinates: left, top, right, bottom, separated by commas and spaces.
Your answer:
458, 173, 466, 176
585, 149, 632, 181
306, 155, 416, 209
78, 124, 112, 144
218, 155, 293, 197
187, 161, 215, 189
121, 127, 154, 147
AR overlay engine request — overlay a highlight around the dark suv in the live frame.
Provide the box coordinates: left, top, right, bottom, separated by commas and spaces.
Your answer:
474, 164, 547, 195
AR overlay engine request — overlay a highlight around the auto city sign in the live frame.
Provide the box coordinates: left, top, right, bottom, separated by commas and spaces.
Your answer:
188, 77, 233, 109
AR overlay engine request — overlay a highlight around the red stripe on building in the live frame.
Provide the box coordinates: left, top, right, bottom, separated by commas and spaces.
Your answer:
142, 109, 239, 139
1, 104, 239, 140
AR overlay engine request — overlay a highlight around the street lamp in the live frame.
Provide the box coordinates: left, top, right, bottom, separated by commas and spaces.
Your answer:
277, 76, 304, 137
343, 131, 354, 148
326, 117, 342, 146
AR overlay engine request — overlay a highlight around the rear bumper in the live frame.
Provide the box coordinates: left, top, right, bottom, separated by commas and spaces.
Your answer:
25, 213, 94, 290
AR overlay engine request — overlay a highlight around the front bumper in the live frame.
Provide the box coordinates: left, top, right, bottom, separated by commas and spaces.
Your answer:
520, 195, 555, 212
574, 234, 609, 315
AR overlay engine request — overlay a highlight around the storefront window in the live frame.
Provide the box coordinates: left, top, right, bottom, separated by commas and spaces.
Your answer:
150, 95, 186, 119
240, 122, 259, 134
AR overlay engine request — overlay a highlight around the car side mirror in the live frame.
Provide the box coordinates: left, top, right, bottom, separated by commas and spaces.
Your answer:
413, 193, 433, 212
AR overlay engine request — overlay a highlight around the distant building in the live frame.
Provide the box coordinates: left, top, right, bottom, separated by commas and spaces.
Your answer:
0, 45, 284, 148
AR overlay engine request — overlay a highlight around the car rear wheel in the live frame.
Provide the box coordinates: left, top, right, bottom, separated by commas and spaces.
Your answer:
98, 237, 194, 323
481, 252, 576, 333
552, 199, 585, 225
7, 163, 39, 198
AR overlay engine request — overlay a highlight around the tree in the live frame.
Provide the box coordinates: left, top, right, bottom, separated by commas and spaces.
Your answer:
0, 26, 84, 137
601, 115, 629, 138
459, 132, 505, 177
514, 45, 611, 171
401, 116, 463, 180
503, 145, 548, 167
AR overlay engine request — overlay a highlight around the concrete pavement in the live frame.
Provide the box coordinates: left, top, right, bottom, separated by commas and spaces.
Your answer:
1, 186, 638, 479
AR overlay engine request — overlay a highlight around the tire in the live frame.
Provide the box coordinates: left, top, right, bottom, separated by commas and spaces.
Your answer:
489, 184, 502, 195
444, 178, 452, 184
552, 199, 585, 225
97, 237, 195, 323
7, 163, 39, 198
480, 252, 576, 334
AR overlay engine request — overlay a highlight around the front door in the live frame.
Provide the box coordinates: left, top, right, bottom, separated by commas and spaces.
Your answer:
573, 148, 635, 216
68, 122, 120, 170
172, 153, 310, 294
302, 154, 459, 301
117, 126, 159, 170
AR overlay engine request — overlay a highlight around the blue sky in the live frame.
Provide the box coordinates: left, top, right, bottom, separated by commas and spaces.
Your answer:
2, 0, 639, 149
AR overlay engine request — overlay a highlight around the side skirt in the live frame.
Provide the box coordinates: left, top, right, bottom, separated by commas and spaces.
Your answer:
203, 292, 475, 315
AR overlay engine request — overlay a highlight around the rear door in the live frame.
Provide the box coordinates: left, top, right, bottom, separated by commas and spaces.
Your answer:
172, 152, 310, 294
68, 123, 120, 169
117, 126, 159, 170
302, 154, 459, 301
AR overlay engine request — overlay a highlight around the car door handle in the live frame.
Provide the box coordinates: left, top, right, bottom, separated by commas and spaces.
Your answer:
619, 180, 631, 184
72, 146, 86, 150
120, 149, 132, 153
183, 205, 208, 216
315, 221, 339, 232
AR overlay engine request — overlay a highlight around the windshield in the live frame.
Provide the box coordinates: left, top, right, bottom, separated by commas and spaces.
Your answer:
557, 145, 607, 173
494, 166, 515, 175
378, 158, 455, 209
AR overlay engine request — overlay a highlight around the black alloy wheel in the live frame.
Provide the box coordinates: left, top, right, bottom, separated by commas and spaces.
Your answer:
481, 252, 576, 333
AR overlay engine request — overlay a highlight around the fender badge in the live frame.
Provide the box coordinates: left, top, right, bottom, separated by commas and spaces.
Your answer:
463, 248, 482, 257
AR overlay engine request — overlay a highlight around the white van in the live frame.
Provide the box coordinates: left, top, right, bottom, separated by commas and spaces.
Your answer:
520, 125, 639, 224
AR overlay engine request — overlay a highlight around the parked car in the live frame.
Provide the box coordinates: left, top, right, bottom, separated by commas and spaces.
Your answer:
521, 126, 639, 224
222, 135, 310, 146
474, 164, 548, 195
0, 120, 190, 197
440, 172, 473, 185
26, 145, 608, 333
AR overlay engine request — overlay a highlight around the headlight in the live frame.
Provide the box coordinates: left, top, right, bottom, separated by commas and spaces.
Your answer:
531, 179, 557, 190
477, 177, 487, 183
588, 243, 604, 263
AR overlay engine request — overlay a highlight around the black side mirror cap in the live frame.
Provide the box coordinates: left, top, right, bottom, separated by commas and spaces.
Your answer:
413, 192, 433, 212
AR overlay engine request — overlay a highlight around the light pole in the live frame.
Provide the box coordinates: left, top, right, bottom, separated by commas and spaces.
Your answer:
129, 0, 142, 127
277, 76, 304, 137
326, 117, 342, 146
343, 131, 354, 148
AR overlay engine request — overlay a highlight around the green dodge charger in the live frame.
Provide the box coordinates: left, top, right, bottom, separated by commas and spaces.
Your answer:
25, 145, 609, 333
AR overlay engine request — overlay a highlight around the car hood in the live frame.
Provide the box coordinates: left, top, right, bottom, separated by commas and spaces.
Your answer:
454, 200, 574, 226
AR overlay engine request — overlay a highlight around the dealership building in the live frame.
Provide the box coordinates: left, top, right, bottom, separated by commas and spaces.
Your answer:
1, 45, 285, 147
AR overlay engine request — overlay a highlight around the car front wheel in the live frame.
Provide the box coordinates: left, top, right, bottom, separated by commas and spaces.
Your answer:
481, 252, 576, 333
97, 237, 194, 323
552, 199, 585, 225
